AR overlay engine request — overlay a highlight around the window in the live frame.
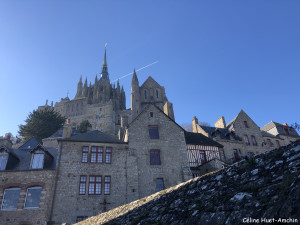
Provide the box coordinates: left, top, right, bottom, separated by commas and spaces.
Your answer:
156, 90, 159, 98
31, 153, 44, 169
104, 176, 111, 195
199, 151, 206, 163
82, 146, 89, 163
24, 186, 42, 208
1, 187, 20, 210
251, 135, 257, 146
105, 147, 112, 164
150, 112, 153, 117
156, 178, 164, 192
243, 135, 250, 145
276, 140, 280, 147
244, 121, 249, 128
79, 176, 87, 195
144, 90, 147, 99
91, 147, 103, 163
149, 126, 159, 139
150, 150, 161, 165
267, 139, 273, 147
76, 216, 88, 222
0, 154, 8, 170
88, 176, 101, 195
233, 149, 240, 161
283, 126, 290, 135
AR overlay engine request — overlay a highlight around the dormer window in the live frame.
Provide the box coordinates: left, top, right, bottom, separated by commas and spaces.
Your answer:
0, 153, 8, 170
31, 153, 44, 169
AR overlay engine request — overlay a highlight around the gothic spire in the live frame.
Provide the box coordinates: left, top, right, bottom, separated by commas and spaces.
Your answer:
101, 44, 109, 80
131, 68, 139, 85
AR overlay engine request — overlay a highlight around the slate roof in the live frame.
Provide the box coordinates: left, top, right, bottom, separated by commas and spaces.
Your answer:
1, 146, 57, 171
260, 130, 281, 139
62, 130, 125, 143
261, 121, 299, 137
184, 132, 223, 148
43, 127, 81, 140
18, 137, 40, 150
200, 126, 241, 141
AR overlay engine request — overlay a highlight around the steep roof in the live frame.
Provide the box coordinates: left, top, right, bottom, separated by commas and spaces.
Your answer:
18, 137, 40, 150
62, 130, 125, 144
200, 126, 241, 141
140, 76, 162, 89
261, 121, 299, 137
184, 132, 223, 147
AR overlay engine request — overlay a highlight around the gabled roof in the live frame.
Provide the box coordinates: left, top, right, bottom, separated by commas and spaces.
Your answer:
18, 137, 40, 150
184, 132, 223, 147
127, 103, 185, 132
226, 109, 259, 129
140, 76, 162, 89
62, 130, 125, 144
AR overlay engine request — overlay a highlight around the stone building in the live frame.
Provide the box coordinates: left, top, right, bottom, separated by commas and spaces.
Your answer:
192, 110, 299, 164
261, 121, 299, 146
0, 138, 57, 225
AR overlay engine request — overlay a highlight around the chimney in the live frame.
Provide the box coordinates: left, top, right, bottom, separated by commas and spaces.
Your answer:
62, 125, 72, 138
163, 101, 175, 121
192, 116, 199, 133
215, 116, 226, 128
121, 115, 128, 128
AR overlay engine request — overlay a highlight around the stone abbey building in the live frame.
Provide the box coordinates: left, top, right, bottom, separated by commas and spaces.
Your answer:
0, 47, 299, 225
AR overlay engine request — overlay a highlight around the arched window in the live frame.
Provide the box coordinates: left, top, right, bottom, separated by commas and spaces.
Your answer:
24, 186, 42, 208
1, 187, 21, 210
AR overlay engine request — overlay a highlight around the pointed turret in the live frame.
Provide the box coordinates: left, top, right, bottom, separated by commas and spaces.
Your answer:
100, 44, 109, 80
82, 77, 88, 97
75, 75, 83, 98
131, 68, 141, 119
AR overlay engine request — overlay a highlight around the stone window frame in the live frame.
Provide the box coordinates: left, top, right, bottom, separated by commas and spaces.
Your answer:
150, 149, 161, 165
24, 186, 42, 209
244, 121, 249, 128
104, 176, 111, 195
243, 135, 250, 146
1, 187, 21, 210
149, 126, 159, 139
81, 146, 89, 163
79, 176, 87, 195
105, 147, 112, 164
251, 135, 257, 146
91, 146, 104, 163
88, 175, 102, 195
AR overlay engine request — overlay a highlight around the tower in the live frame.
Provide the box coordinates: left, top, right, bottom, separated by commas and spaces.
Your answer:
100, 44, 109, 81
75, 75, 83, 98
131, 69, 141, 119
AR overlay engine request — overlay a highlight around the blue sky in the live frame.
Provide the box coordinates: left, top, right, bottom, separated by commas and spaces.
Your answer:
0, 1, 299, 136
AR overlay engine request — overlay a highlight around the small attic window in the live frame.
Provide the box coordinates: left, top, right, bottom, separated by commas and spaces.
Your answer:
150, 112, 153, 117
0, 153, 8, 171
31, 153, 44, 169
156, 90, 159, 98
244, 121, 249, 128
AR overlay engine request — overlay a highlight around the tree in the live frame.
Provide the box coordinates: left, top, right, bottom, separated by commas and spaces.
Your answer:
76, 120, 92, 133
18, 108, 65, 142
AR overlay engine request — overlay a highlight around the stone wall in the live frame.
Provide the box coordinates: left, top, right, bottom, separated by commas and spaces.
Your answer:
0, 170, 56, 225
127, 104, 192, 200
76, 140, 300, 225
50, 141, 130, 225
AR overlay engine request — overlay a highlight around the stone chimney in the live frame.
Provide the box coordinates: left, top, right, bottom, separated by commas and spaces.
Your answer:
192, 116, 199, 133
215, 116, 226, 128
62, 125, 72, 138
0, 138, 13, 149
163, 101, 175, 121
121, 115, 128, 128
